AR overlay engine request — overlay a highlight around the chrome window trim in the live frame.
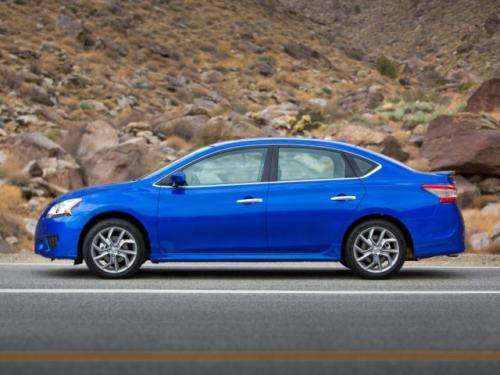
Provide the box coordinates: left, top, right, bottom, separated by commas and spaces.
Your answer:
152, 145, 382, 189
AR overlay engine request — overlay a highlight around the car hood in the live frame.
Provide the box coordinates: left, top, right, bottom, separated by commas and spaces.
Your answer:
51, 181, 138, 203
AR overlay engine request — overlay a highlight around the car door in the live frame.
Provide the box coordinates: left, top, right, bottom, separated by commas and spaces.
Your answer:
266, 146, 365, 258
157, 146, 270, 257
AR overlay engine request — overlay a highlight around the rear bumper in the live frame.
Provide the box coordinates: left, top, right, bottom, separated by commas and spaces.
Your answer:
34, 215, 83, 260
410, 203, 465, 258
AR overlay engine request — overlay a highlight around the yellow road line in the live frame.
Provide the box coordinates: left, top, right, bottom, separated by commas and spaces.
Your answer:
1, 351, 500, 362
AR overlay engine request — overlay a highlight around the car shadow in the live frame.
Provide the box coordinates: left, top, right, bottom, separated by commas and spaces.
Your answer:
37, 264, 464, 281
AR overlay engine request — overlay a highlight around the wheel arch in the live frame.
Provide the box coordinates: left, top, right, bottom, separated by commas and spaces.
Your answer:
341, 214, 415, 261
76, 211, 151, 264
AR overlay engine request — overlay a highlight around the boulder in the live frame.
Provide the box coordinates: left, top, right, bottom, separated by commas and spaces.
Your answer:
491, 221, 500, 246
420, 113, 500, 176
470, 232, 490, 252
283, 41, 331, 68
77, 120, 119, 160
455, 175, 480, 208
56, 15, 84, 38
250, 102, 299, 129
251, 61, 274, 76
153, 115, 209, 141
380, 135, 409, 162
0, 133, 84, 190
0, 234, 13, 254
485, 16, 500, 36
478, 177, 500, 194
481, 202, 500, 217
81, 138, 167, 185
465, 78, 500, 113
337, 89, 384, 112
334, 124, 386, 147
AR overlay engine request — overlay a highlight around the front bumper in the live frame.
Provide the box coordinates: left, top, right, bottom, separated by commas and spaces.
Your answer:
34, 215, 83, 260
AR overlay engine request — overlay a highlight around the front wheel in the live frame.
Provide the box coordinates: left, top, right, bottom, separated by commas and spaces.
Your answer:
83, 219, 145, 279
345, 220, 406, 279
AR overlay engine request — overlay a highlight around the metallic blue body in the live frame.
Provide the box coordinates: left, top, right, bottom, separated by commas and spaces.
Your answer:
35, 138, 465, 262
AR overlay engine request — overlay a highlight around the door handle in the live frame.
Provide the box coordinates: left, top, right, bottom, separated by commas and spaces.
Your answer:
236, 198, 263, 204
330, 195, 357, 201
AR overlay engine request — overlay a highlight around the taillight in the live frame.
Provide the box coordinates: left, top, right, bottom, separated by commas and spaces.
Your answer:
421, 184, 457, 203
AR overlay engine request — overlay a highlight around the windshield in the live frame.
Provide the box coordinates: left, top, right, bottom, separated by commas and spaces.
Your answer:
139, 146, 212, 181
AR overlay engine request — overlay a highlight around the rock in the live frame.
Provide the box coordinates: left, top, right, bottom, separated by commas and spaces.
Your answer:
77, 120, 119, 160
478, 177, 500, 194
485, 16, 500, 36
200, 70, 223, 84
334, 124, 386, 146
5, 236, 18, 247
0, 133, 84, 190
465, 78, 500, 113
153, 115, 209, 141
81, 138, 165, 185
283, 41, 331, 68
22, 84, 52, 106
242, 40, 265, 54
56, 15, 84, 38
37, 157, 82, 190
29, 177, 68, 197
491, 221, 500, 245
0, 235, 13, 254
17, 114, 40, 126
420, 113, 500, 176
250, 102, 299, 129
470, 232, 490, 251
138, 40, 180, 60
380, 135, 409, 162
24, 160, 43, 178
123, 122, 152, 134
164, 75, 189, 91
481, 203, 500, 217
23, 218, 37, 236
337, 89, 384, 112
455, 175, 480, 208
252, 61, 274, 76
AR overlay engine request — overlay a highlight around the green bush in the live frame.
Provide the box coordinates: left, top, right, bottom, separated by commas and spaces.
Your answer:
376, 55, 399, 79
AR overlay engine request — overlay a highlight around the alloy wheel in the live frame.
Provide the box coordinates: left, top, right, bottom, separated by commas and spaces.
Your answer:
90, 226, 138, 274
352, 226, 400, 273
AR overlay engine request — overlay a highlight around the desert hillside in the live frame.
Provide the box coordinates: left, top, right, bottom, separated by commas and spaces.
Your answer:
0, 0, 499, 255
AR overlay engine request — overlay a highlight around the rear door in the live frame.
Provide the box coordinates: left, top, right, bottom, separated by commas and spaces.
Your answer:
266, 146, 365, 257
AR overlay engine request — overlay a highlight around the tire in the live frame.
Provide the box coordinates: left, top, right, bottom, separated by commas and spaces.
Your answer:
345, 219, 406, 279
83, 218, 145, 279
340, 259, 350, 269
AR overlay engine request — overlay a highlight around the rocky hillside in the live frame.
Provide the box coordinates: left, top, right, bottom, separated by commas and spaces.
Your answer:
0, 0, 499, 255
280, 0, 500, 83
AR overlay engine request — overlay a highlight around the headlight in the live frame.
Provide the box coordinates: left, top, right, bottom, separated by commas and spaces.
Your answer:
46, 198, 82, 218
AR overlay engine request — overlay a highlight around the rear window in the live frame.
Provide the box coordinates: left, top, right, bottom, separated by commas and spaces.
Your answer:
351, 155, 378, 177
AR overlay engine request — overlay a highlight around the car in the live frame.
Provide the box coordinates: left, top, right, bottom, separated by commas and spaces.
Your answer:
34, 138, 465, 279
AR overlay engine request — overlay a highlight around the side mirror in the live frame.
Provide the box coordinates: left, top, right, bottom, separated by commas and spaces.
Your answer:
170, 172, 186, 187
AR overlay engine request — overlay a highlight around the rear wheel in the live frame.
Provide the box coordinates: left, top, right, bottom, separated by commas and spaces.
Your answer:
345, 220, 406, 279
83, 219, 145, 279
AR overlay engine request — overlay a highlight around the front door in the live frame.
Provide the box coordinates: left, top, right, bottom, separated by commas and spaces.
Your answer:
157, 147, 270, 257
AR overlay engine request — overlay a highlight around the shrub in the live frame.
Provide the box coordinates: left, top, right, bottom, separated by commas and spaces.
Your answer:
376, 55, 399, 79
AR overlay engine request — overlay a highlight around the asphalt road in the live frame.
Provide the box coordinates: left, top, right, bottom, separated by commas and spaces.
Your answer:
1, 262, 500, 374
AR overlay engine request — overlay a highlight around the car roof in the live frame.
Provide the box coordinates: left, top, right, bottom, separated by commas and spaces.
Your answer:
212, 137, 365, 154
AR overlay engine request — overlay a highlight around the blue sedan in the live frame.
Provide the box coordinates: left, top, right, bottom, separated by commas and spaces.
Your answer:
35, 138, 465, 279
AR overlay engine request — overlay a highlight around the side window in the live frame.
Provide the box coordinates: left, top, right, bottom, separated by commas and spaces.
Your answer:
351, 155, 378, 177
277, 147, 352, 181
182, 148, 268, 186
